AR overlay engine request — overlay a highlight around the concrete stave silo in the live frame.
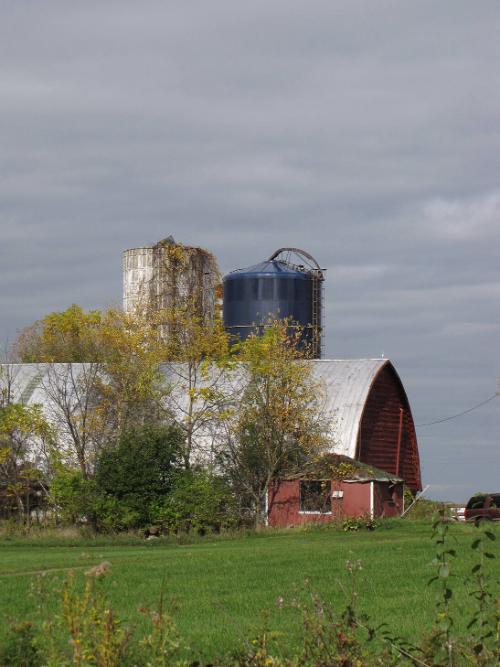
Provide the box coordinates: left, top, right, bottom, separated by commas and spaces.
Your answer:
123, 237, 219, 327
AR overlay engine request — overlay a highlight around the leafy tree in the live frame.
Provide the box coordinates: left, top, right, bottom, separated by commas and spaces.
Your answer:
14, 304, 103, 363
48, 466, 97, 525
94, 423, 184, 528
0, 402, 54, 522
222, 319, 329, 527
96, 306, 169, 434
12, 301, 231, 471
160, 300, 231, 468
28, 306, 170, 477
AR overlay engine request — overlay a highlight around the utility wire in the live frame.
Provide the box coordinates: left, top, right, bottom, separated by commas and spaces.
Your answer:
416, 394, 498, 428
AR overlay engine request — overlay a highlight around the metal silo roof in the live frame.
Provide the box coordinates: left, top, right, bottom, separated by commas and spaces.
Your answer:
227, 260, 308, 277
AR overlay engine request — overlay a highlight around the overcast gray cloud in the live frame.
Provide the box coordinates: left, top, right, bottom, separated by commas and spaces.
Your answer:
1, 0, 499, 501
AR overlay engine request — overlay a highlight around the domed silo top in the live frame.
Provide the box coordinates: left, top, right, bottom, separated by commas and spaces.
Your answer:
229, 259, 310, 277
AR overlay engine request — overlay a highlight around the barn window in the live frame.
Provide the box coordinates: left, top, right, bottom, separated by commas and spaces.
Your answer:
300, 481, 331, 514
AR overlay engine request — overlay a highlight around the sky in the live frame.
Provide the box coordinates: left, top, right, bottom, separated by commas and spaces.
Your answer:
1, 1, 499, 502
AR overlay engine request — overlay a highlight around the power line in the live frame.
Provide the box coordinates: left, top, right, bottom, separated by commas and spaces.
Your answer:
416, 394, 498, 428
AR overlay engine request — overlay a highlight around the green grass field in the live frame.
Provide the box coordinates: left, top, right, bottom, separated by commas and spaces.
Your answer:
0, 521, 498, 661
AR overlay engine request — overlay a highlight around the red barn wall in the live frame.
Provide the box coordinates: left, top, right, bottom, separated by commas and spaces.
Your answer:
357, 365, 421, 492
267, 481, 334, 527
268, 480, 405, 527
340, 483, 371, 518
268, 480, 373, 527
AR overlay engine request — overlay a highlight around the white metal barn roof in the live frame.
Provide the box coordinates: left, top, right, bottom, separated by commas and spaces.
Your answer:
310, 359, 388, 458
2, 359, 389, 460
4, 363, 50, 406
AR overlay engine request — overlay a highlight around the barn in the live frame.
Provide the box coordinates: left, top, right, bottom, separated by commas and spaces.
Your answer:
264, 358, 421, 525
267, 454, 405, 526
312, 359, 421, 494
1, 358, 422, 506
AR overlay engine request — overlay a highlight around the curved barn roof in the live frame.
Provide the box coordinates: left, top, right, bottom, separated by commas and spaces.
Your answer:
2, 358, 406, 463
311, 359, 389, 458
3, 363, 48, 405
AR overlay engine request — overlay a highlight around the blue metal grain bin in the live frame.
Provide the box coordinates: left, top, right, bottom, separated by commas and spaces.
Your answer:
223, 258, 316, 352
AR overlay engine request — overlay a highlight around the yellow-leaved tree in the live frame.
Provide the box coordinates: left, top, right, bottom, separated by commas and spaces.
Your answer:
14, 304, 103, 363
0, 401, 54, 522
221, 319, 329, 527
158, 300, 232, 468
14, 305, 170, 478
95, 306, 169, 435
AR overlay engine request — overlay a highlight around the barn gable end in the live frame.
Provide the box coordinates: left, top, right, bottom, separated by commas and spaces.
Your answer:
357, 363, 421, 492
311, 359, 422, 493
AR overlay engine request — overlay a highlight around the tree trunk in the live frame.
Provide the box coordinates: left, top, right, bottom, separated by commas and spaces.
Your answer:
254, 489, 268, 530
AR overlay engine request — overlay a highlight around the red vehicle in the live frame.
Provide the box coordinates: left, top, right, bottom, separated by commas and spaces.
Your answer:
464, 494, 500, 521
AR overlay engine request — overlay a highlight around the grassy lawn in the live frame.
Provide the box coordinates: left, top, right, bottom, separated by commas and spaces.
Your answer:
0, 521, 498, 661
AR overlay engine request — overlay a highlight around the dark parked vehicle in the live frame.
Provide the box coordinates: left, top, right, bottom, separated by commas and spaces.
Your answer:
464, 493, 500, 521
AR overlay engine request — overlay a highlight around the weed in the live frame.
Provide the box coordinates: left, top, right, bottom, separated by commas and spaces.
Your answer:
296, 568, 373, 667
425, 510, 457, 665
342, 515, 377, 532
464, 519, 499, 665
36, 563, 129, 667
0, 622, 41, 667
418, 511, 499, 667
233, 611, 285, 666
138, 583, 188, 666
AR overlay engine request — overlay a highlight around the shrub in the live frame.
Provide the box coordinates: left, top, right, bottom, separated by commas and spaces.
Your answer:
342, 515, 377, 532
91, 495, 142, 532
150, 468, 239, 534
93, 423, 184, 529
49, 468, 97, 525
